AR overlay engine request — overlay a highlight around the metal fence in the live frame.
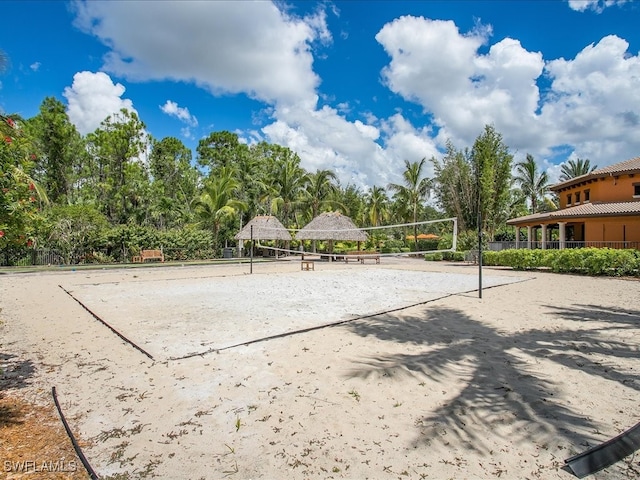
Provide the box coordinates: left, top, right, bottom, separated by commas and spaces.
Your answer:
1, 246, 225, 267
489, 241, 640, 251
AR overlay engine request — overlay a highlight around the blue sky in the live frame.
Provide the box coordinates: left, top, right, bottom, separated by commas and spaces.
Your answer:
2, 0, 639, 188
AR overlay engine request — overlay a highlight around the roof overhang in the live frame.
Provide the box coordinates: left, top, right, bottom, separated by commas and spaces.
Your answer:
507, 201, 640, 226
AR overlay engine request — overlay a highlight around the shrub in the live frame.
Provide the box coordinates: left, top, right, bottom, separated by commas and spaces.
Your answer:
452, 251, 465, 262
430, 252, 443, 261
484, 248, 640, 277
482, 250, 499, 266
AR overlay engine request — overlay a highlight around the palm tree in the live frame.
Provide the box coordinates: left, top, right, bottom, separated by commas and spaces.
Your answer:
514, 154, 549, 214
269, 155, 309, 227
366, 185, 389, 227
303, 169, 339, 221
559, 158, 597, 181
193, 167, 247, 255
388, 158, 432, 252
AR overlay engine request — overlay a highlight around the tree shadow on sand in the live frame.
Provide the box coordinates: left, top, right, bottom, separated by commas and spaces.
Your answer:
0, 353, 35, 391
345, 302, 640, 455
0, 353, 35, 427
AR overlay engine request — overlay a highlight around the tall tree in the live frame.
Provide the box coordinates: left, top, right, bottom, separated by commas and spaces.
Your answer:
514, 154, 549, 214
196, 131, 249, 178
332, 183, 365, 225
85, 109, 148, 224
0, 114, 47, 251
234, 142, 271, 224
365, 185, 389, 228
193, 167, 247, 254
559, 158, 597, 181
267, 146, 308, 227
303, 169, 339, 222
471, 125, 513, 239
431, 141, 475, 232
388, 158, 432, 252
29, 97, 84, 204
149, 137, 199, 229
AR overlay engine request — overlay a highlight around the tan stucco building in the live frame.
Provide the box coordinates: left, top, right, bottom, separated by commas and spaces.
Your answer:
507, 157, 640, 249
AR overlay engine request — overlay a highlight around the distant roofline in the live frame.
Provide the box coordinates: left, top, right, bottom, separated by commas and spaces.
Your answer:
550, 156, 640, 192
507, 200, 640, 225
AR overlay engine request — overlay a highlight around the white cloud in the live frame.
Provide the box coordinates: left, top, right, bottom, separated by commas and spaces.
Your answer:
70, 0, 423, 187
67, 1, 640, 188
377, 16, 545, 150
63, 71, 137, 135
567, 0, 629, 13
380, 114, 440, 179
30, 62, 41, 72
540, 35, 640, 159
160, 100, 198, 127
71, 1, 325, 109
264, 104, 392, 186
376, 15, 640, 177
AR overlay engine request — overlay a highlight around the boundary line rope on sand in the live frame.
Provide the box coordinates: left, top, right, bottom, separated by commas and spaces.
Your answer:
170, 278, 532, 361
58, 285, 154, 361
52, 386, 100, 480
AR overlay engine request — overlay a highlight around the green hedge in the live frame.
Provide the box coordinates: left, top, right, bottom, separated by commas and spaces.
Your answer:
482, 248, 640, 277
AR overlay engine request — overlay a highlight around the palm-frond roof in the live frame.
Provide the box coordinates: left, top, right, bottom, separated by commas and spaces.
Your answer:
235, 215, 292, 241
295, 212, 368, 241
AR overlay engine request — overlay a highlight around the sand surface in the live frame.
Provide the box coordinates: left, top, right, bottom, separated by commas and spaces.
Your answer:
1, 257, 639, 479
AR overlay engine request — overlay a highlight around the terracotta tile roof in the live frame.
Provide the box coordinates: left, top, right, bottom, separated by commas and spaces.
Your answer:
591, 156, 640, 175
507, 201, 640, 225
558, 201, 640, 216
551, 156, 640, 191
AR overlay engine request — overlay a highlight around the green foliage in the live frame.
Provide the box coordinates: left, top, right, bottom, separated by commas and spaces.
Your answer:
149, 137, 199, 229
560, 158, 597, 182
29, 97, 84, 204
85, 109, 148, 224
424, 252, 443, 261
471, 125, 514, 239
431, 141, 475, 232
101, 224, 214, 262
388, 158, 432, 250
0, 114, 45, 250
481, 250, 500, 266
193, 167, 247, 251
441, 251, 465, 261
413, 239, 439, 252
160, 228, 215, 261
485, 248, 640, 276
197, 130, 249, 176
44, 204, 109, 263
513, 154, 550, 214
380, 238, 404, 253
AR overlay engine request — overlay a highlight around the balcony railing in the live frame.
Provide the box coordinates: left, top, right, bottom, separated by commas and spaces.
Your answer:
489, 241, 640, 251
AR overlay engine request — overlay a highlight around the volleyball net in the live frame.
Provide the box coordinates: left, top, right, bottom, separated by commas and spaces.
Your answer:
247, 217, 458, 259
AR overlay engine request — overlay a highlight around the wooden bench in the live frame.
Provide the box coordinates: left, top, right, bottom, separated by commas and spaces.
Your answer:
134, 249, 165, 263
301, 260, 314, 271
344, 251, 380, 264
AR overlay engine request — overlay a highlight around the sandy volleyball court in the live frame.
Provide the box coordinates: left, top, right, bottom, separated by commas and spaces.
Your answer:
1, 258, 639, 479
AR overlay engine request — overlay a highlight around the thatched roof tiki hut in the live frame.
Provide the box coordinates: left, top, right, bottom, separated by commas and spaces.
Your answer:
296, 212, 368, 259
235, 215, 292, 257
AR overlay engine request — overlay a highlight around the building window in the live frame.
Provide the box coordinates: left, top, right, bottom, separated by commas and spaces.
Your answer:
567, 193, 572, 206
634, 183, 640, 197
575, 192, 581, 204
584, 189, 590, 202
